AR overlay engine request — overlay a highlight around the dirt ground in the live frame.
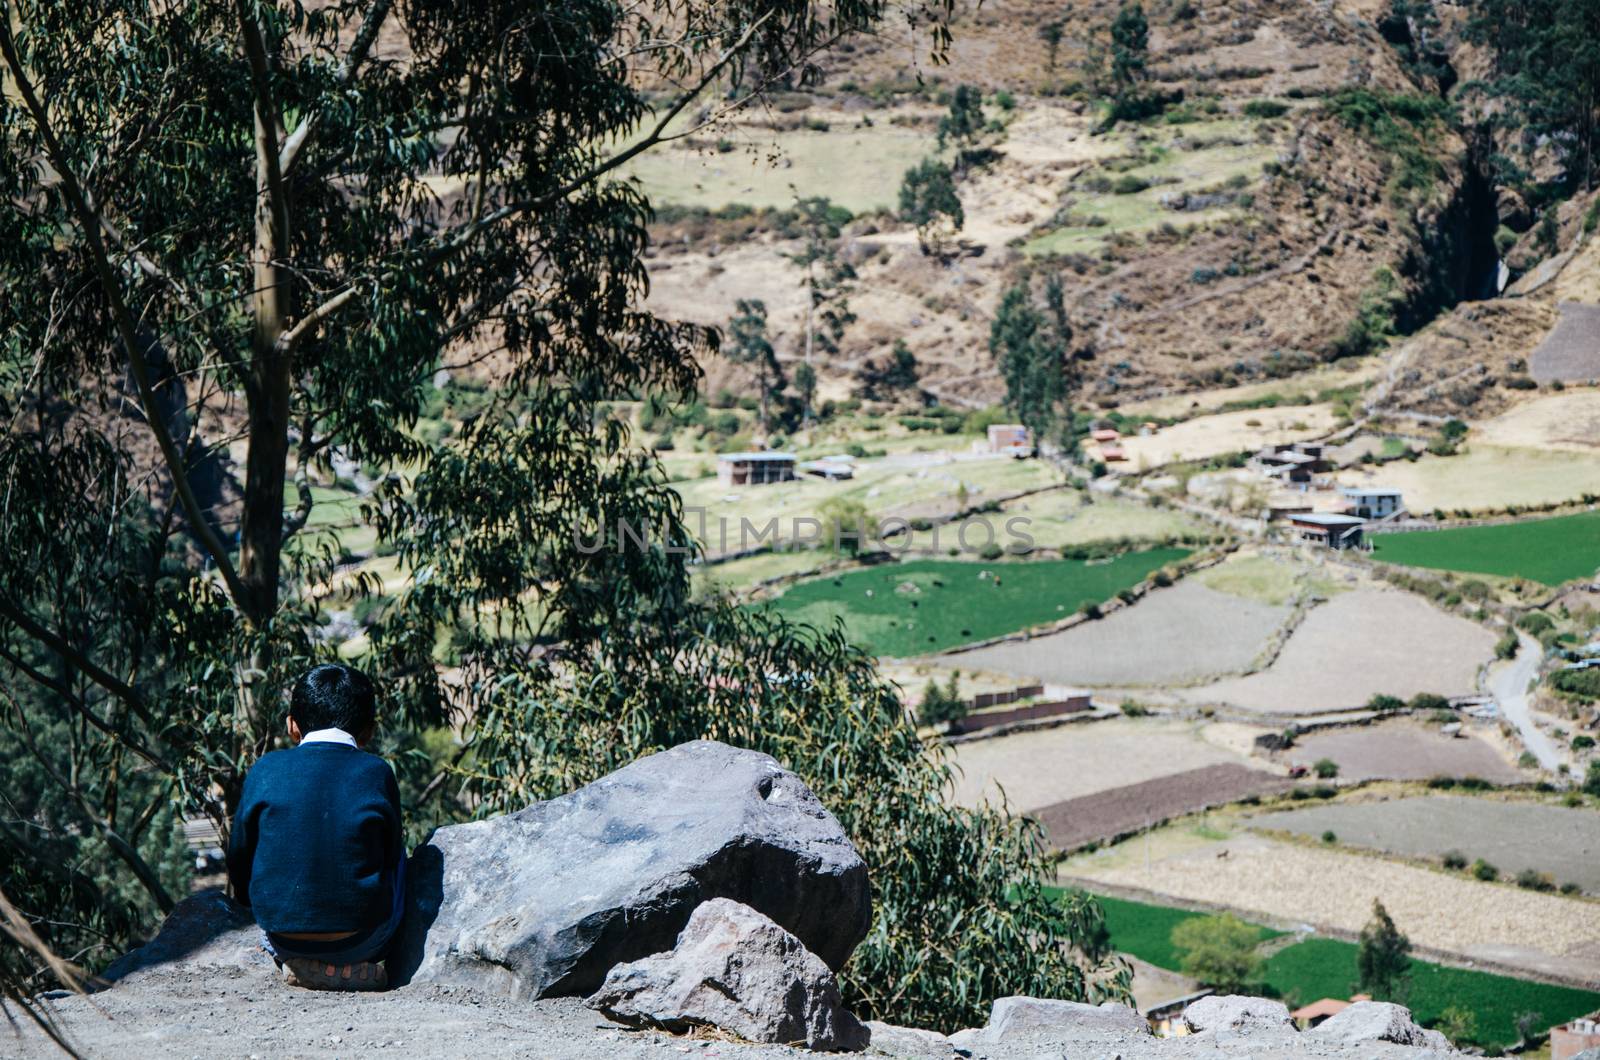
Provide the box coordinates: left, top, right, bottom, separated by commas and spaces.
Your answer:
1472, 389, 1600, 453
947, 580, 1291, 687
1334, 445, 1600, 512
948, 717, 1266, 812
1031, 764, 1293, 851
1249, 795, 1600, 893
1109, 406, 1340, 470
1067, 831, 1600, 985
1286, 719, 1523, 784
1176, 589, 1497, 715
1531, 303, 1600, 383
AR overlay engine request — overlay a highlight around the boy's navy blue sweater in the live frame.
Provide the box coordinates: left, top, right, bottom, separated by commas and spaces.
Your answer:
226, 743, 403, 935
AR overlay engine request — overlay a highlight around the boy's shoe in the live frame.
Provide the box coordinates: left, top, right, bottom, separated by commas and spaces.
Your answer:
280, 957, 388, 992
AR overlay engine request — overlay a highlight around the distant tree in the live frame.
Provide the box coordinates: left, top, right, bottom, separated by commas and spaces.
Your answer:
917, 673, 967, 728
1313, 758, 1340, 779
1585, 760, 1600, 797
1357, 899, 1412, 1001
899, 158, 965, 254
1514, 1010, 1545, 1048
785, 197, 857, 415
938, 84, 986, 157
990, 277, 1074, 446
1039, 21, 1066, 73
819, 497, 873, 556
1110, 2, 1150, 96
856, 340, 922, 402
1171, 914, 1264, 993
793, 362, 818, 424
1435, 1005, 1478, 1047
727, 299, 785, 433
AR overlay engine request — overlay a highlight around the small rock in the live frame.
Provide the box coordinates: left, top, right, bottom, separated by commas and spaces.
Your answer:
949, 996, 1149, 1046
1181, 995, 1294, 1036
586, 898, 868, 1051
100, 890, 272, 986
1309, 1000, 1453, 1051
864, 1019, 954, 1056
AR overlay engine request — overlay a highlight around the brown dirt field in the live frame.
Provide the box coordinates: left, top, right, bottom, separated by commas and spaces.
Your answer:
947, 580, 1291, 687
1532, 302, 1600, 383
1249, 795, 1600, 893
1112, 406, 1340, 469
1287, 719, 1523, 784
1070, 832, 1600, 983
948, 717, 1263, 811
1030, 764, 1293, 851
1176, 589, 1497, 714
1473, 390, 1600, 453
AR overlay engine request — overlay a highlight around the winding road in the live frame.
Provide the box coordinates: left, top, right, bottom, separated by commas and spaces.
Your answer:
1488, 630, 1565, 774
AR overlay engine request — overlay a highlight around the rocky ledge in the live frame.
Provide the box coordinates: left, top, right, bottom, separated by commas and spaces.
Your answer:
13, 741, 1464, 1058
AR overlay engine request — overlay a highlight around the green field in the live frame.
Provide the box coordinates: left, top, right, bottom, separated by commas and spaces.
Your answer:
1092, 892, 1283, 969
1069, 891, 1600, 1051
763, 549, 1187, 656
1372, 510, 1600, 586
1263, 938, 1600, 1051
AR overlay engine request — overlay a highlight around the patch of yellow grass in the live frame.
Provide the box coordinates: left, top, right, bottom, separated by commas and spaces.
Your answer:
1111, 405, 1339, 469
1335, 445, 1600, 511
1473, 389, 1600, 453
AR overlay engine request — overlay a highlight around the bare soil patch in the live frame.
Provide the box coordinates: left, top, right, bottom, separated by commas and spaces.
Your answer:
1287, 719, 1522, 784
1070, 832, 1600, 984
949, 717, 1261, 811
1250, 795, 1600, 893
1111, 405, 1340, 469
1336, 446, 1600, 512
1177, 589, 1497, 715
1474, 389, 1600, 453
948, 580, 1291, 687
1031, 764, 1292, 852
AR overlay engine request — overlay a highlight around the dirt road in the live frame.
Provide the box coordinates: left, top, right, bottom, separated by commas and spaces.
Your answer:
1490, 631, 1565, 773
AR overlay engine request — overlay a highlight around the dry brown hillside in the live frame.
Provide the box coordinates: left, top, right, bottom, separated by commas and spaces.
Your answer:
638, 0, 1508, 413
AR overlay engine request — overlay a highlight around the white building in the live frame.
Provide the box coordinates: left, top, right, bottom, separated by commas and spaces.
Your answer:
1340, 487, 1404, 520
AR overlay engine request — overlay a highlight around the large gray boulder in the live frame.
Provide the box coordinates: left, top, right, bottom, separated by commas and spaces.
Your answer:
586, 898, 868, 1051
1310, 1001, 1454, 1052
390, 740, 871, 998
1181, 995, 1294, 1036
99, 890, 273, 986
949, 996, 1151, 1046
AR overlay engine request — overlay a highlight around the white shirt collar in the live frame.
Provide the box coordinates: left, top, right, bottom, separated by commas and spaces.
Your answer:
300, 727, 358, 748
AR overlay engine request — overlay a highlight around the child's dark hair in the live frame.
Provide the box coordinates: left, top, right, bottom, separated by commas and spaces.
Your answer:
289, 664, 376, 735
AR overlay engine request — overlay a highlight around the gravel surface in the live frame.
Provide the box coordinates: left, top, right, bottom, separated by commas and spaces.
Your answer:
1531, 302, 1600, 382
1177, 590, 1497, 714
949, 718, 1260, 811
1031, 764, 1293, 851
1249, 795, 1600, 893
948, 581, 1291, 687
1072, 833, 1600, 983
1287, 720, 1522, 784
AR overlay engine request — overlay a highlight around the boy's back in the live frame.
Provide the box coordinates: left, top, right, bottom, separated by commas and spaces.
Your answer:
226, 663, 405, 990
228, 740, 401, 935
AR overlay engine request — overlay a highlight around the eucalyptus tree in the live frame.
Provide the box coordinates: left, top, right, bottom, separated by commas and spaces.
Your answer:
0, 0, 1126, 1026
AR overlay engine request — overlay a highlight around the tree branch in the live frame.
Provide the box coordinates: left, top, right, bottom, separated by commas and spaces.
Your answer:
0, 595, 155, 730
0, 641, 172, 773
276, 283, 359, 354
279, 0, 393, 176
0, 15, 250, 610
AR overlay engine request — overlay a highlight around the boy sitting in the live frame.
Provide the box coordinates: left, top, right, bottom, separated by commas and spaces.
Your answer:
227, 663, 405, 991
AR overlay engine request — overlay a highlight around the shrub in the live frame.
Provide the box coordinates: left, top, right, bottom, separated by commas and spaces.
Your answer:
1585, 761, 1600, 798
1112, 174, 1151, 194
1472, 859, 1499, 882
1495, 630, 1520, 660
1368, 694, 1405, 712
1517, 612, 1555, 635
1313, 758, 1339, 779
1573, 734, 1596, 750
1120, 701, 1152, 717
1171, 914, 1264, 993
1442, 850, 1467, 870
1560, 881, 1582, 895
1515, 869, 1555, 892
1321, 830, 1337, 843
1242, 99, 1289, 118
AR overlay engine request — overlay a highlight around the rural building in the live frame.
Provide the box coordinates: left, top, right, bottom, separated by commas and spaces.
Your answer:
987, 424, 1031, 452
1100, 444, 1127, 462
1553, 1014, 1600, 1060
716, 451, 796, 487
1144, 991, 1212, 1036
1291, 512, 1366, 550
1091, 428, 1121, 443
1291, 997, 1368, 1029
1341, 487, 1404, 520
1267, 502, 1314, 521
800, 457, 854, 481
1256, 442, 1332, 485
